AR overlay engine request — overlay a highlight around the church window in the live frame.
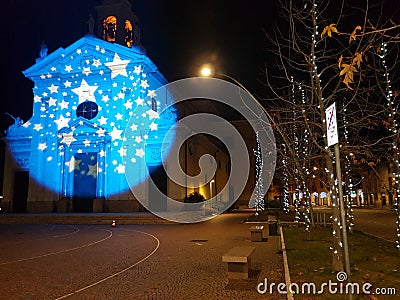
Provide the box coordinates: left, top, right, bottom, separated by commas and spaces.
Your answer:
76, 101, 99, 120
103, 16, 117, 43
125, 20, 134, 47
151, 98, 157, 112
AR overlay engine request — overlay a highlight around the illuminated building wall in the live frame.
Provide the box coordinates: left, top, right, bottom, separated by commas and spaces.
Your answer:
2, 34, 175, 213
0, 0, 233, 213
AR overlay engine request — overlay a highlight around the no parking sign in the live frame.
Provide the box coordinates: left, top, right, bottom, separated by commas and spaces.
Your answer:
325, 102, 338, 147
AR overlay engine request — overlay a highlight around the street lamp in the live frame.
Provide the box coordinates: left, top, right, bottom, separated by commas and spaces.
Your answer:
200, 66, 212, 77
199, 64, 213, 77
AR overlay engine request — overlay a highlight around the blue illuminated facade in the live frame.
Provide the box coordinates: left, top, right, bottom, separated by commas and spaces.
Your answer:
2, 1, 176, 212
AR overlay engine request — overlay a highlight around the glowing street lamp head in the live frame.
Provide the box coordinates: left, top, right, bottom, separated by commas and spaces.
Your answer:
199, 64, 213, 77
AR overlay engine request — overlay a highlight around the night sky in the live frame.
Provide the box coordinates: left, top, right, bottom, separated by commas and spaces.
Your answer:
1, 0, 277, 132
2, 0, 400, 133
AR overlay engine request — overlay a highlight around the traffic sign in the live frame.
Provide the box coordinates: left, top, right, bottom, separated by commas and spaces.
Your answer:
326, 102, 338, 146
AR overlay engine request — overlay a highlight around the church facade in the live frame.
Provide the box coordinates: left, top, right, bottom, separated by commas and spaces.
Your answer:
0, 0, 232, 214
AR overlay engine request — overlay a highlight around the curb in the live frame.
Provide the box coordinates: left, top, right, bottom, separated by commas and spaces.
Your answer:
280, 225, 294, 300
0, 213, 175, 225
357, 230, 395, 244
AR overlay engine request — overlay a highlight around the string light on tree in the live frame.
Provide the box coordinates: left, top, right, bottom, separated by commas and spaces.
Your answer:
310, 0, 343, 262
290, 76, 301, 223
299, 84, 312, 231
282, 143, 290, 214
380, 41, 400, 249
342, 104, 355, 232
253, 131, 265, 214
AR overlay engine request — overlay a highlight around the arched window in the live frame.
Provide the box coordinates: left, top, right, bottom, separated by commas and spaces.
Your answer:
124, 20, 134, 47
151, 98, 157, 112
103, 16, 117, 43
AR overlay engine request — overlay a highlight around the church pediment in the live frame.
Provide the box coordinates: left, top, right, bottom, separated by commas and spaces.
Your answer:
22, 35, 156, 79
58, 117, 110, 147
59, 117, 106, 135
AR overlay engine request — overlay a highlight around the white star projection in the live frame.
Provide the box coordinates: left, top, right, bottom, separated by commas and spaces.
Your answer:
97, 116, 107, 125
38, 142, 47, 151
15, 36, 177, 198
59, 100, 69, 110
96, 128, 106, 137
61, 132, 77, 146
33, 123, 43, 131
65, 156, 81, 173
47, 97, 57, 107
123, 100, 133, 110
105, 53, 130, 79
72, 79, 98, 103
83, 139, 91, 147
92, 59, 102, 68
109, 127, 123, 141
115, 164, 125, 174
65, 65, 73, 72
133, 65, 142, 75
54, 115, 71, 130
87, 163, 98, 178
48, 84, 59, 94
146, 109, 159, 120
136, 148, 145, 158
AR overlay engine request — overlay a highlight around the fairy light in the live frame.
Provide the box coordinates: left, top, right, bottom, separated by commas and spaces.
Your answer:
310, 0, 343, 260
310, 0, 319, 83
332, 154, 344, 256
299, 84, 311, 231
342, 104, 355, 232
381, 42, 400, 249
253, 131, 265, 214
282, 143, 290, 213
291, 76, 301, 223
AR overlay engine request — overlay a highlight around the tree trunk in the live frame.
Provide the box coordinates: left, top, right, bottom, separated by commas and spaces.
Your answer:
326, 153, 344, 271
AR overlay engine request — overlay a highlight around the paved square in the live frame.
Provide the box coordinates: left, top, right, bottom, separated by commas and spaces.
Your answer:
0, 213, 285, 299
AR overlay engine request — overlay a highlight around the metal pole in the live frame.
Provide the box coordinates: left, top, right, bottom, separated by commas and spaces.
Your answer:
334, 144, 352, 291
184, 102, 188, 199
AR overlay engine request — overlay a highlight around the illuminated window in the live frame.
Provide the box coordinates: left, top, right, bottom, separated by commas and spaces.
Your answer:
103, 16, 117, 43
76, 101, 98, 120
125, 20, 134, 47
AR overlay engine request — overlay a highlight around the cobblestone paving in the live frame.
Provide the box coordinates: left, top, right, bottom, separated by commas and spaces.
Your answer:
0, 213, 286, 299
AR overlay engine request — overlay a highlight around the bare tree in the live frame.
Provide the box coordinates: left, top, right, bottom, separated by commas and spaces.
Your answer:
264, 0, 400, 271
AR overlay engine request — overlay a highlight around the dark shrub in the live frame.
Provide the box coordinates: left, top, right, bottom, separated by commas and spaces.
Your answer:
184, 192, 205, 203
268, 200, 282, 209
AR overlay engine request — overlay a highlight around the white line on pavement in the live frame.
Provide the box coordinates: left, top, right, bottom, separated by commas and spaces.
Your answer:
54, 228, 160, 300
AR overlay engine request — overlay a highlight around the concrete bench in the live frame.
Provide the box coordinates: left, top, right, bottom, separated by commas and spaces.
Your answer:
250, 225, 264, 242
222, 246, 255, 279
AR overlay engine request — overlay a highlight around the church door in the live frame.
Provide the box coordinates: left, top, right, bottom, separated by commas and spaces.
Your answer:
72, 152, 97, 212
12, 171, 29, 213
148, 165, 167, 211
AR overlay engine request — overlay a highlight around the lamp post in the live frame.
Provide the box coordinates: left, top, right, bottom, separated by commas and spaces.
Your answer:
183, 100, 188, 200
